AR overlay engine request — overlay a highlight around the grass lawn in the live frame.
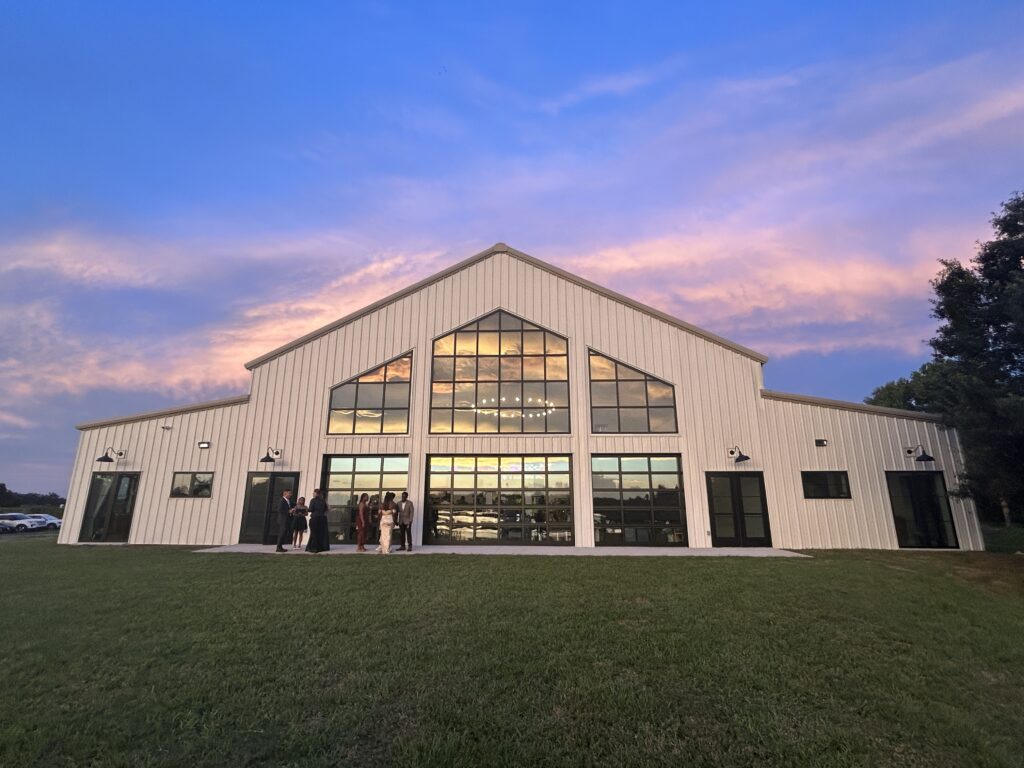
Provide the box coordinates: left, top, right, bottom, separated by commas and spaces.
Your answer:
2, 539, 1023, 767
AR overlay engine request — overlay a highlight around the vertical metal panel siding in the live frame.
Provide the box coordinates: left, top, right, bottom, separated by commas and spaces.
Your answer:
61, 252, 981, 550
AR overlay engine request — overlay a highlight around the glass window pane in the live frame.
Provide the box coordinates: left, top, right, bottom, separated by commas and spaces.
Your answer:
545, 333, 567, 354
454, 357, 477, 381
453, 383, 476, 409
477, 357, 500, 381
649, 408, 676, 433
171, 473, 191, 497
592, 456, 619, 472
478, 382, 499, 405
330, 457, 355, 473
328, 473, 353, 489
591, 382, 617, 407
453, 457, 476, 473
328, 409, 354, 434
477, 332, 500, 355
385, 356, 411, 382
522, 357, 545, 380
432, 357, 454, 381
381, 474, 408, 491
382, 409, 408, 433
356, 383, 384, 408
649, 456, 678, 473
354, 410, 381, 433
433, 335, 455, 355
430, 456, 452, 472
356, 457, 382, 472
620, 456, 649, 472
592, 408, 618, 433
499, 312, 522, 330
455, 332, 477, 355
500, 357, 522, 380
453, 409, 476, 432
384, 382, 410, 408
522, 331, 545, 354
589, 353, 616, 380
650, 473, 680, 490
430, 409, 452, 433
618, 381, 647, 407
478, 312, 500, 331
330, 383, 357, 409
616, 363, 644, 380
475, 409, 498, 432
548, 456, 570, 472
546, 356, 568, 380
359, 365, 386, 383
546, 381, 569, 407
524, 456, 546, 472
431, 382, 453, 407
500, 332, 522, 355
547, 408, 569, 432
499, 412, 522, 432
354, 473, 380, 488
500, 457, 523, 473
383, 457, 409, 472
619, 408, 649, 432
647, 381, 674, 407
548, 473, 571, 489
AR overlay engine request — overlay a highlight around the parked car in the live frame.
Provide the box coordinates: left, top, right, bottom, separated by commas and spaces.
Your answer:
0, 520, 16, 534
0, 513, 48, 532
26, 514, 62, 530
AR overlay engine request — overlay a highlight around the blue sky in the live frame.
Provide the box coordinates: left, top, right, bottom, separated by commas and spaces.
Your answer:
1, 1, 1022, 493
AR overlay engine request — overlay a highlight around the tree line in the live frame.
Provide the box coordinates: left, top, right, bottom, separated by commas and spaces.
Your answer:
0, 483, 65, 509
866, 192, 1023, 526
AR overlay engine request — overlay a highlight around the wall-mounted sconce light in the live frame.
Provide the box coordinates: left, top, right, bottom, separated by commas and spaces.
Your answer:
905, 444, 935, 462
160, 425, 173, 431
814, 438, 828, 447
197, 441, 211, 449
259, 447, 282, 464
96, 447, 126, 463
727, 446, 750, 464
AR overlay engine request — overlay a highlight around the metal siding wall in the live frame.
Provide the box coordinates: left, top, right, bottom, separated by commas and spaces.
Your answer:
60, 251, 981, 550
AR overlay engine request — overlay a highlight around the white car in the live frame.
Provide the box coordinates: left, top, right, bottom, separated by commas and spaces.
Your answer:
26, 514, 62, 530
0, 520, 16, 534
0, 513, 48, 532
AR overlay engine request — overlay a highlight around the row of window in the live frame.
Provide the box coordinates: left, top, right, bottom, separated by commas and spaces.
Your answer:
165, 468, 855, 502
327, 310, 679, 435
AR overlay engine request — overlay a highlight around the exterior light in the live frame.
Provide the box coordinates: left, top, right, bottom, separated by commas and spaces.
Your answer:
260, 447, 282, 464
198, 441, 211, 449
728, 446, 750, 464
905, 445, 934, 462
95, 447, 126, 463
815, 438, 828, 447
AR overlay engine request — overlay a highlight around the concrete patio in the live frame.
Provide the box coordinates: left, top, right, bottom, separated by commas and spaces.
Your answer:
195, 543, 809, 558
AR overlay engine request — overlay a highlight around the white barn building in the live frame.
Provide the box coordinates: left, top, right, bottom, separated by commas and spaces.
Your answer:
58, 244, 983, 550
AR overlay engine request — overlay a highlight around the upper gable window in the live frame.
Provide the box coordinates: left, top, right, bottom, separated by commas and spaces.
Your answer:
588, 351, 677, 433
430, 310, 569, 433
328, 353, 412, 434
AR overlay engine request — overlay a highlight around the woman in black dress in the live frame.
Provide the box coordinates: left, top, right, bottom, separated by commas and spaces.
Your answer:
305, 489, 330, 553
291, 496, 308, 549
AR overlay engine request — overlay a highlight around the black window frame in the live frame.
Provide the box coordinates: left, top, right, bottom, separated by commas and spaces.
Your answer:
325, 351, 413, 436
424, 453, 574, 544
169, 471, 214, 499
428, 309, 571, 435
587, 349, 678, 435
320, 454, 411, 543
591, 453, 687, 546
800, 471, 852, 500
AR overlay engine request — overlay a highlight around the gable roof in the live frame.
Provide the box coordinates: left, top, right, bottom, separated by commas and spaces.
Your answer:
244, 243, 769, 370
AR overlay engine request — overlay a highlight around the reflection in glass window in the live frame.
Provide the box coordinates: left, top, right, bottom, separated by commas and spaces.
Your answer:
588, 351, 677, 433
430, 310, 569, 433
592, 455, 686, 545
327, 353, 412, 434
425, 455, 572, 544
323, 455, 410, 543
169, 472, 214, 498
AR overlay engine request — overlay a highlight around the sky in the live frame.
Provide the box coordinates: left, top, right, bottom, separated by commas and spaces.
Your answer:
1, 1, 1022, 494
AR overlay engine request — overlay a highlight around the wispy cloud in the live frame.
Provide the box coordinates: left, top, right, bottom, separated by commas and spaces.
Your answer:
0, 410, 35, 429
539, 55, 685, 114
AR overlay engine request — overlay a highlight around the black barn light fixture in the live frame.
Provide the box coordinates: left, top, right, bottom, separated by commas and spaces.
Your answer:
727, 446, 751, 464
95, 447, 126, 463
905, 444, 935, 463
259, 447, 282, 464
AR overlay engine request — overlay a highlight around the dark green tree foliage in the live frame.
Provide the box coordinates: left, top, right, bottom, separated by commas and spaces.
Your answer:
867, 192, 1024, 524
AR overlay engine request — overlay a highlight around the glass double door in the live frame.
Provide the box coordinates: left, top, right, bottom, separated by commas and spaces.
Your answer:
886, 471, 959, 548
78, 472, 140, 543
239, 472, 300, 544
706, 472, 772, 547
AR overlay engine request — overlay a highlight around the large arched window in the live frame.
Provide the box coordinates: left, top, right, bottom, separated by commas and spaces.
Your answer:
430, 310, 570, 433
327, 353, 412, 434
588, 350, 677, 433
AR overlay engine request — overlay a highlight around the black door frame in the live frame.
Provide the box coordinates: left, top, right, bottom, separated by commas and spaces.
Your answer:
705, 471, 773, 547
239, 471, 300, 545
78, 471, 142, 543
885, 470, 960, 549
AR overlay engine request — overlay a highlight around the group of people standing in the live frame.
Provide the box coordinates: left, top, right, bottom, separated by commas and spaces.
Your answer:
274, 488, 414, 555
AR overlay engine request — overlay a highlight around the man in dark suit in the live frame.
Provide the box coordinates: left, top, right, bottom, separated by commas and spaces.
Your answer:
275, 488, 294, 552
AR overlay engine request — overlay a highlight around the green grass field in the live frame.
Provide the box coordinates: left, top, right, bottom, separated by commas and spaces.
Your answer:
2, 538, 1023, 767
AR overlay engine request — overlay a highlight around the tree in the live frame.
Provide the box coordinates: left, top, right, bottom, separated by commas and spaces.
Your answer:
0, 483, 18, 507
867, 192, 1024, 526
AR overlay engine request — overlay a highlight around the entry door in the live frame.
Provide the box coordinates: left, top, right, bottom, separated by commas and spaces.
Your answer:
886, 471, 959, 549
78, 472, 141, 543
239, 472, 300, 544
706, 472, 772, 547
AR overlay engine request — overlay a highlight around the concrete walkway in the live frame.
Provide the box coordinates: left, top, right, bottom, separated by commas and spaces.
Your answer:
195, 543, 808, 558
